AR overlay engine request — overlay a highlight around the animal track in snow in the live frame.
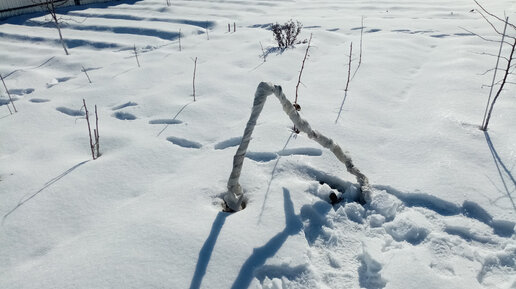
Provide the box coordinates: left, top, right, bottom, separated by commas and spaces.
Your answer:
9, 88, 34, 95
214, 137, 242, 150
113, 111, 136, 120
29, 98, 50, 103
167, 137, 202, 149
149, 119, 182, 125
263, 163, 516, 288
56, 107, 85, 117
246, 148, 322, 162
0, 98, 17, 106
112, 102, 137, 110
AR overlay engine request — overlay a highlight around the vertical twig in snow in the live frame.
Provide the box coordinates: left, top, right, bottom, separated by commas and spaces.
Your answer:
294, 33, 312, 107
482, 37, 516, 131
260, 41, 267, 62
0, 73, 16, 113
228, 23, 231, 33
481, 17, 509, 129
133, 44, 140, 67
178, 29, 182, 51
335, 42, 353, 124
192, 57, 198, 101
81, 65, 92, 83
234, 22, 236, 32
83, 99, 96, 160
94, 104, 99, 157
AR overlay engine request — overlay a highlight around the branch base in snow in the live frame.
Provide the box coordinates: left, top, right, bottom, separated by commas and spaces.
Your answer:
223, 82, 372, 212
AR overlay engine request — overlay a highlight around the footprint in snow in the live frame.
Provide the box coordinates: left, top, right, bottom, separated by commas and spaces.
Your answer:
112, 101, 137, 110
246, 147, 322, 162
30, 98, 50, 103
9, 88, 34, 95
113, 111, 136, 120
56, 106, 85, 117
149, 119, 182, 125
167, 136, 202, 149
0, 98, 17, 106
214, 137, 242, 150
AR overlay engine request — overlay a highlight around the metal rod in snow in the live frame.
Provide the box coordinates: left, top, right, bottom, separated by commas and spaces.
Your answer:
0, 73, 16, 113
224, 82, 371, 212
481, 16, 509, 128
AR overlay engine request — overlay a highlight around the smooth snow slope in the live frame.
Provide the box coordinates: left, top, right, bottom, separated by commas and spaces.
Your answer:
1, 0, 515, 288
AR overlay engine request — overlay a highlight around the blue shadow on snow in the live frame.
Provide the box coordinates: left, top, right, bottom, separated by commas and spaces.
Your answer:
230, 188, 303, 289
189, 211, 228, 289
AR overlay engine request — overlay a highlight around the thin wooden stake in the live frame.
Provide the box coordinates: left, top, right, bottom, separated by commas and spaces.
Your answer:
233, 22, 236, 32
228, 23, 231, 32
192, 57, 198, 101
83, 99, 96, 160
0, 73, 16, 113
94, 104, 100, 157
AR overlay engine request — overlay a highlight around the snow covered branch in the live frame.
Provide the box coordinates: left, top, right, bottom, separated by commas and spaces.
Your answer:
223, 82, 371, 212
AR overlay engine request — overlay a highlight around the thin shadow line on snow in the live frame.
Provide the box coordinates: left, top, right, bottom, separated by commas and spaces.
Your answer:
258, 132, 295, 224
189, 211, 228, 289
2, 160, 89, 224
484, 131, 516, 213
230, 188, 303, 289
157, 101, 193, 137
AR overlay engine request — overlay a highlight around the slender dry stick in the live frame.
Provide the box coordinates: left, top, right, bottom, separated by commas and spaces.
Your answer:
83, 99, 96, 160
482, 38, 516, 130
0, 73, 16, 113
133, 44, 140, 67
482, 17, 509, 128
94, 104, 99, 157
228, 23, 231, 32
192, 57, 198, 101
178, 28, 182, 51
294, 33, 312, 106
474, 0, 516, 31
234, 22, 236, 32
81, 65, 92, 83
260, 41, 266, 62
335, 42, 353, 124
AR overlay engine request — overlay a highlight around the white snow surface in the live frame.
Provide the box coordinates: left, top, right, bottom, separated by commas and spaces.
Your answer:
1, 0, 516, 288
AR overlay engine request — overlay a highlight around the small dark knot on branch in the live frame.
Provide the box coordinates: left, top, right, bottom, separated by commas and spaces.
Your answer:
293, 103, 301, 111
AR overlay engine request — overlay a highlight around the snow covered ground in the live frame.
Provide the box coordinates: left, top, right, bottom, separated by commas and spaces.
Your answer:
1, 0, 516, 288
